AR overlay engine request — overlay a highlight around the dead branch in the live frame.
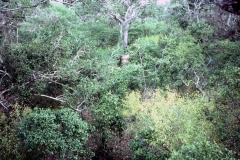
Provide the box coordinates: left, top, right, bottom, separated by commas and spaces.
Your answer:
35, 94, 65, 103
34, 94, 84, 112
183, 68, 205, 97
0, 89, 10, 96
0, 88, 10, 110
0, 100, 8, 109
0, 70, 11, 79
76, 98, 86, 110
206, 56, 212, 66
183, 80, 193, 86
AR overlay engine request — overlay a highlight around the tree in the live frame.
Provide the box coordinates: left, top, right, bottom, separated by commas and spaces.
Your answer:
106, 0, 155, 49
75, 0, 156, 51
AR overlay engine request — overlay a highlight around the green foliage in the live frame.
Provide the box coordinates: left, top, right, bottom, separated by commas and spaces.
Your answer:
3, 40, 60, 101
18, 108, 92, 159
74, 1, 105, 22
2, 5, 84, 101
94, 93, 125, 133
0, 104, 31, 160
211, 103, 240, 158
129, 21, 171, 45
204, 40, 240, 101
1, 1, 240, 159
0, 0, 46, 47
129, 22, 206, 89
123, 90, 217, 151
82, 23, 120, 48
91, 93, 126, 159
19, 5, 83, 53
58, 53, 141, 109
169, 140, 235, 160
129, 129, 170, 160
187, 20, 214, 43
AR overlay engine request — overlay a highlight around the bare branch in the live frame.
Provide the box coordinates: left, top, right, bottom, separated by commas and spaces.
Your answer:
110, 13, 124, 24
35, 94, 65, 103
183, 80, 193, 86
0, 100, 8, 109
0, 70, 11, 79
193, 70, 205, 97
68, 105, 82, 112
0, 88, 10, 110
34, 94, 84, 112
183, 68, 205, 97
76, 98, 86, 110
206, 56, 212, 66
0, 89, 10, 97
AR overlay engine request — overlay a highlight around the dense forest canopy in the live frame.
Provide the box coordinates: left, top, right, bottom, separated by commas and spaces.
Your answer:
0, 0, 240, 159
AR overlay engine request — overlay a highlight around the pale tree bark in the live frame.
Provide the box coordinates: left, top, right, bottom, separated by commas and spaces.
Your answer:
106, 0, 155, 50
123, 23, 130, 48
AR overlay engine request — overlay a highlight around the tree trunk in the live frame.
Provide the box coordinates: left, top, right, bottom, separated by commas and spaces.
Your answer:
122, 23, 130, 50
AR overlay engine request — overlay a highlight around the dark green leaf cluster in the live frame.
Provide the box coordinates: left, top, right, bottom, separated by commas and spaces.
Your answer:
18, 108, 92, 159
129, 129, 170, 160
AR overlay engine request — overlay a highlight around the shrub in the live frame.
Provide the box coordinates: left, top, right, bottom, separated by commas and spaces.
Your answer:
122, 89, 218, 151
169, 140, 235, 160
129, 129, 170, 160
0, 104, 30, 160
18, 108, 92, 159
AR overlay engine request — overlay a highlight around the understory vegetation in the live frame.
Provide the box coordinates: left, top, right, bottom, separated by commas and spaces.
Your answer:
0, 0, 240, 159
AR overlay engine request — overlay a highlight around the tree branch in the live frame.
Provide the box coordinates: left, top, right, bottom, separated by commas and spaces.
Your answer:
35, 94, 65, 103
183, 68, 205, 97
0, 89, 10, 110
0, 100, 8, 109
0, 70, 11, 79
34, 94, 83, 112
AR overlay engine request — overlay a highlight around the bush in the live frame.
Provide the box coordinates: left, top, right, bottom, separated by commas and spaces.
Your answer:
0, 104, 30, 160
2, 5, 84, 102
129, 23, 206, 90
18, 108, 92, 159
86, 23, 120, 48
169, 140, 235, 160
122, 90, 218, 151
129, 129, 170, 160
